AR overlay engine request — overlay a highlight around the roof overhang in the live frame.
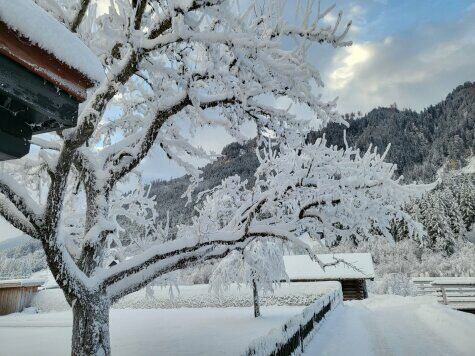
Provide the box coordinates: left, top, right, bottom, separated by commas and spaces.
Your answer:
0, 54, 78, 160
0, 21, 94, 101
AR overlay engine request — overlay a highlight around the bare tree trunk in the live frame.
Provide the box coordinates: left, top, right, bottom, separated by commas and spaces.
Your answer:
71, 296, 111, 356
252, 279, 260, 318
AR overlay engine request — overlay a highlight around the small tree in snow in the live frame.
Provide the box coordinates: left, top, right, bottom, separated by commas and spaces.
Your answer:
0, 1, 354, 355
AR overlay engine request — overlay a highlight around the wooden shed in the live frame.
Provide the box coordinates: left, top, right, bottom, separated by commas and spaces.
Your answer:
0, 278, 45, 315
283, 253, 375, 300
0, 0, 104, 160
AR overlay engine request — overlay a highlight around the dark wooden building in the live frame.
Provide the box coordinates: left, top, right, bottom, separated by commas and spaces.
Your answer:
283, 253, 375, 300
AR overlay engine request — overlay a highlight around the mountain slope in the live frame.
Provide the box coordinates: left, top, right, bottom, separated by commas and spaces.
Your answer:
149, 82, 475, 228
149, 139, 259, 232
311, 82, 475, 182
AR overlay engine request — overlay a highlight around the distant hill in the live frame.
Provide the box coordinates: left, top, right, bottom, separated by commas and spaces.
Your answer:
0, 234, 34, 251
0, 235, 45, 278
150, 82, 475, 230
149, 139, 259, 233
311, 81, 475, 183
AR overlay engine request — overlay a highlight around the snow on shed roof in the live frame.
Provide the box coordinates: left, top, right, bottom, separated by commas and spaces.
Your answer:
0, 278, 46, 289
283, 253, 375, 281
0, 0, 104, 83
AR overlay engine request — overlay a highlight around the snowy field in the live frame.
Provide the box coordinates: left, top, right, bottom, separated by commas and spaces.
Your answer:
0, 282, 340, 355
31, 280, 340, 311
304, 295, 475, 356
0, 306, 304, 356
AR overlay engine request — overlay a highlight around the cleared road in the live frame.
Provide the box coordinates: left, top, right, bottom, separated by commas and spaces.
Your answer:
304, 295, 475, 356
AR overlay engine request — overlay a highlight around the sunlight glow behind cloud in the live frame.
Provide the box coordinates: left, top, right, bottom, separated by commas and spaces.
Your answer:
329, 44, 373, 91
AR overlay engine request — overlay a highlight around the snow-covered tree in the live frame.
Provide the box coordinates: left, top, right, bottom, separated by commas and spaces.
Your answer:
456, 175, 475, 230
399, 174, 474, 254
196, 137, 429, 313
0, 1, 353, 355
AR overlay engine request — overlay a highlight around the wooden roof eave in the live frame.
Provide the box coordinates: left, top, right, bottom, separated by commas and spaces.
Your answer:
0, 21, 95, 102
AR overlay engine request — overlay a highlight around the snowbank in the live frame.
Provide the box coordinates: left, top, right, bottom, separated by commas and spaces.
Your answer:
244, 286, 342, 356
0, 0, 104, 82
32, 281, 340, 312
1, 284, 343, 356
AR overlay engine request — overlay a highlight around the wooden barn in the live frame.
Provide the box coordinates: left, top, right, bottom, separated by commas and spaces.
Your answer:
283, 253, 375, 300
0, 278, 45, 315
0, 0, 104, 160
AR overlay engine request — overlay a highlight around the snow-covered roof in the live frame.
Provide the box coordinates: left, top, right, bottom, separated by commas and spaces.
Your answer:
283, 253, 375, 281
431, 277, 475, 286
0, 278, 46, 288
0, 0, 104, 83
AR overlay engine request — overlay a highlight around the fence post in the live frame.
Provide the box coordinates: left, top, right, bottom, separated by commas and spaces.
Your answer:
300, 325, 304, 352
441, 287, 448, 305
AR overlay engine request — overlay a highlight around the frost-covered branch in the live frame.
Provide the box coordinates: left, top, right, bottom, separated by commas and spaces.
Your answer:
105, 93, 239, 187
0, 172, 43, 230
70, 0, 90, 32
99, 136, 430, 301
0, 197, 38, 238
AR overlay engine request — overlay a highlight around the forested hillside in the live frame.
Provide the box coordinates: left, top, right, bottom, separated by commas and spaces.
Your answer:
149, 139, 259, 232
312, 81, 475, 182
150, 82, 475, 228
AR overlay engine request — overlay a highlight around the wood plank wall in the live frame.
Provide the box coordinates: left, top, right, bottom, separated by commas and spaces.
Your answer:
341, 279, 368, 301
0, 286, 39, 315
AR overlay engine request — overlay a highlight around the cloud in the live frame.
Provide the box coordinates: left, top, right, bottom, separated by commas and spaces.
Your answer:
321, 5, 475, 114
328, 44, 373, 90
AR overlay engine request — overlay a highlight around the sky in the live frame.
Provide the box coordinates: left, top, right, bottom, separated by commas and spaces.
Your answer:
316, 0, 475, 114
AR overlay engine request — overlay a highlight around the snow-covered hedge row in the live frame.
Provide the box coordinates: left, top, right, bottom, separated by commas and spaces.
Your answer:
32, 282, 340, 312
243, 286, 343, 356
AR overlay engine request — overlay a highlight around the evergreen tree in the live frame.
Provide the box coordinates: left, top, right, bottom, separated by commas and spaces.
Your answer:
457, 175, 475, 230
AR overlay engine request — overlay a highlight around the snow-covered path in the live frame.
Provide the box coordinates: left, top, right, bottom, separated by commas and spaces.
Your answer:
304, 295, 475, 356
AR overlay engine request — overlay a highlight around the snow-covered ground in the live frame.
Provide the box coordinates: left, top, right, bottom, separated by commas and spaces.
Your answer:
0, 306, 304, 356
304, 295, 475, 356
31, 279, 340, 311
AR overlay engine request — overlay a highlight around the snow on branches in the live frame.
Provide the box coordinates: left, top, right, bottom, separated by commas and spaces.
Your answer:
0, 1, 420, 355
0, 0, 352, 293
185, 137, 431, 295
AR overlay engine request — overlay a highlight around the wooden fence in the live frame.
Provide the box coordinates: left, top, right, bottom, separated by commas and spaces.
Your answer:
431, 278, 475, 312
413, 277, 475, 312
243, 287, 343, 356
